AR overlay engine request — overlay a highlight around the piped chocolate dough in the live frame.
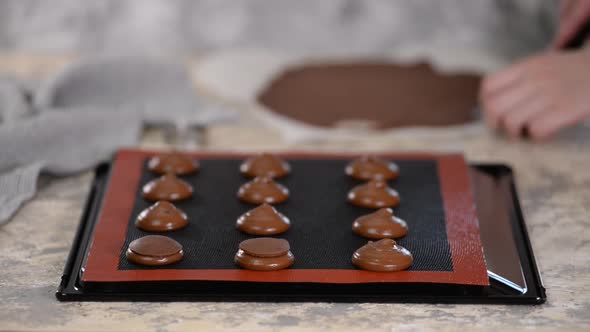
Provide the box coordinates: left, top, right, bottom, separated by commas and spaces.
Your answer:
240, 153, 291, 178
345, 155, 400, 181
347, 180, 400, 208
135, 201, 188, 232
142, 173, 193, 202
236, 203, 290, 235
352, 208, 408, 239
126, 235, 183, 266
352, 238, 413, 272
148, 152, 199, 175
237, 176, 289, 204
234, 237, 295, 271
257, 62, 480, 129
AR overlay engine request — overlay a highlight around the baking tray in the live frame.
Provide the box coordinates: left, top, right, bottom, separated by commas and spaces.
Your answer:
56, 151, 545, 303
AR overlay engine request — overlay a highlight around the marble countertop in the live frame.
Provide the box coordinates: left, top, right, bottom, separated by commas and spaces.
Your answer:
0, 55, 589, 331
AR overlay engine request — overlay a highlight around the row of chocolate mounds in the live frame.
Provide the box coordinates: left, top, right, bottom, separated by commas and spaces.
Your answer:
127, 153, 197, 266
124, 236, 299, 271
126, 235, 412, 272
346, 155, 411, 272
141, 153, 402, 208
134, 200, 407, 240
142, 151, 403, 181
126, 152, 412, 272
144, 151, 402, 180
235, 204, 409, 238
231, 155, 294, 269
233, 155, 290, 262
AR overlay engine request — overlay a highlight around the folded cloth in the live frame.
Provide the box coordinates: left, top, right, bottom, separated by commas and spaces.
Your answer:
35, 56, 236, 128
0, 56, 236, 224
0, 109, 141, 224
0, 163, 43, 223
0, 76, 32, 123
0, 109, 141, 175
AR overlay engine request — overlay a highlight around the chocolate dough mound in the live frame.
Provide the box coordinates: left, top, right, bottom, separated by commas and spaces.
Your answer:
257, 63, 481, 129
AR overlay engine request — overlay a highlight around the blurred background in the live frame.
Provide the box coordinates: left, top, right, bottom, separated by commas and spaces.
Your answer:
0, 0, 574, 225
0, 0, 556, 61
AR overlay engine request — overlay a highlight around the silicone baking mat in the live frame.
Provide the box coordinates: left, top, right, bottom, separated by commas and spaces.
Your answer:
81, 150, 487, 285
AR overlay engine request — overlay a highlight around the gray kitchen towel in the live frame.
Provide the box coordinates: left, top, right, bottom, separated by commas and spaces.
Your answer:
0, 76, 32, 123
0, 105, 142, 224
0, 109, 141, 175
35, 56, 236, 128
0, 56, 235, 224
0, 162, 43, 222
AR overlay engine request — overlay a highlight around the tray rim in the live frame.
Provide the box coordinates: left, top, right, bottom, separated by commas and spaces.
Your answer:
56, 151, 546, 304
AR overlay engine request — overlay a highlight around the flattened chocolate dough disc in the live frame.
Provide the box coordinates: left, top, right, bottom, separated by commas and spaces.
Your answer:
239, 237, 290, 257
235, 238, 295, 271
257, 63, 481, 129
126, 235, 183, 266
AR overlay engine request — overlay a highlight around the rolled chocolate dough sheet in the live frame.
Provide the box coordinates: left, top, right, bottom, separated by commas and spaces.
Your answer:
257, 63, 481, 129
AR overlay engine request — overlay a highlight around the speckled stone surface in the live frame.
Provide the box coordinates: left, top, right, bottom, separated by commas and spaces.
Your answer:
1, 56, 589, 331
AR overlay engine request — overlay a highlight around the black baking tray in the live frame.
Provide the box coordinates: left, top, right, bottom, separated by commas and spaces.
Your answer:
56, 161, 545, 304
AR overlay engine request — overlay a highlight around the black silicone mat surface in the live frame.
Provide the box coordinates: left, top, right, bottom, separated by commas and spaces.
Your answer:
118, 159, 453, 271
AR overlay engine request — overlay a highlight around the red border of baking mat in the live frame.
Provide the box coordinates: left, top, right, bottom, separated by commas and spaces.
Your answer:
82, 149, 488, 286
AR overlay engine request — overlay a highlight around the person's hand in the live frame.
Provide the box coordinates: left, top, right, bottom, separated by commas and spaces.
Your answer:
553, 0, 590, 49
480, 50, 590, 140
